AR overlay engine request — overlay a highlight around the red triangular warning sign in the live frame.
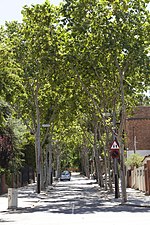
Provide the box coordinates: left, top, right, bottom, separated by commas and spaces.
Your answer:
110, 140, 119, 149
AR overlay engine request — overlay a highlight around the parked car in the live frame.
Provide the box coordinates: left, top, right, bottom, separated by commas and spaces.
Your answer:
60, 170, 71, 181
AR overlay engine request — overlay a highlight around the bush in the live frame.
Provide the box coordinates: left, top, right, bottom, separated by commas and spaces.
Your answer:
125, 153, 144, 168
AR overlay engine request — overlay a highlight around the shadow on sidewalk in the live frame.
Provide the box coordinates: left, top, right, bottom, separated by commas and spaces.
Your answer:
2, 184, 150, 215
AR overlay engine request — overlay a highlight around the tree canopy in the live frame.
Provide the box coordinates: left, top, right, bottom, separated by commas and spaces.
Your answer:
0, 0, 149, 189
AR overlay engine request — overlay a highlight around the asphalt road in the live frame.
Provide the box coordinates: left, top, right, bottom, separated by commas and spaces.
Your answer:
0, 172, 150, 225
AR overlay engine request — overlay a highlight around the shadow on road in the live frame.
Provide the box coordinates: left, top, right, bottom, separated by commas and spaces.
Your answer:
3, 174, 150, 215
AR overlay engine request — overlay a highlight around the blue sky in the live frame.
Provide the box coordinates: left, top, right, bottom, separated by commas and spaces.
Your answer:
0, 0, 63, 25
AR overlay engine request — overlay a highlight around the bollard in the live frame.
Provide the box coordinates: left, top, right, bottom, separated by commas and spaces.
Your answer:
72, 203, 75, 214
8, 188, 18, 209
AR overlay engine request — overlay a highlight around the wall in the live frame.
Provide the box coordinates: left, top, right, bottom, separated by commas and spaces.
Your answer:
127, 159, 150, 195
126, 106, 150, 153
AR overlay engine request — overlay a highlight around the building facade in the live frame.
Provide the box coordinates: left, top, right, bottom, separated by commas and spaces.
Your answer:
126, 106, 150, 157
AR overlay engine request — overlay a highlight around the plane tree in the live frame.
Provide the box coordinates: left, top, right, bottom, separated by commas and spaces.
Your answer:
60, 0, 150, 196
1, 0, 149, 196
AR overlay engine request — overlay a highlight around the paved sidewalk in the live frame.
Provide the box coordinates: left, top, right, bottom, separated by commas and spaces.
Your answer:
96, 185, 150, 208
0, 179, 150, 225
0, 182, 150, 212
124, 188, 150, 207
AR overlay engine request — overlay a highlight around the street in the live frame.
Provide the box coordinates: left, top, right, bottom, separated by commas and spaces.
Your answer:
0, 173, 150, 225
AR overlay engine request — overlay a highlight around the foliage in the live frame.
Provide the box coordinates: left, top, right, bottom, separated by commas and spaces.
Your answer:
0, 99, 11, 126
0, 0, 149, 174
125, 153, 144, 168
0, 100, 28, 173
0, 134, 13, 169
22, 135, 35, 169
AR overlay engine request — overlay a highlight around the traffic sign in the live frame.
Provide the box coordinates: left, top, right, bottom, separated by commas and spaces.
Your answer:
110, 140, 119, 150
111, 149, 120, 159
110, 139, 120, 159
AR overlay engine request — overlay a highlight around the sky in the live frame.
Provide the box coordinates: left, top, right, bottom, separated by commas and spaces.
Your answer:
0, 0, 63, 25
0, 1, 150, 25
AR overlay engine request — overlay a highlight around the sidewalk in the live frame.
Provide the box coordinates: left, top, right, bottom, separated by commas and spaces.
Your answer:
124, 188, 150, 207
97, 185, 150, 208
0, 182, 150, 212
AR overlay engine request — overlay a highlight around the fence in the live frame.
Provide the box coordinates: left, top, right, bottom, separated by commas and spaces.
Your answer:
127, 159, 150, 195
0, 166, 35, 195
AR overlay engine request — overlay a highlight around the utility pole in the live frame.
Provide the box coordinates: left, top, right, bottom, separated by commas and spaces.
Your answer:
134, 136, 137, 154
133, 127, 137, 154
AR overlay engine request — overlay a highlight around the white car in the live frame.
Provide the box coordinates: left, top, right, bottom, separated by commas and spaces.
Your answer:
60, 171, 71, 181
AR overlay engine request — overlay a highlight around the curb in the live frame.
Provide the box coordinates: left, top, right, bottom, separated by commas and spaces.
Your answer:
120, 203, 150, 208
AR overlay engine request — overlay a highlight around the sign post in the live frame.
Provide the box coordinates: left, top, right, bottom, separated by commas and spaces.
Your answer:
110, 138, 120, 198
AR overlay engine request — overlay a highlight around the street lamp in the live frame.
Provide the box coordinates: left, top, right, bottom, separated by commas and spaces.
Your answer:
42, 124, 50, 128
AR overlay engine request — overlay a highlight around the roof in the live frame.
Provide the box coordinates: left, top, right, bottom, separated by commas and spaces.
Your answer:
127, 106, 150, 120
142, 155, 150, 163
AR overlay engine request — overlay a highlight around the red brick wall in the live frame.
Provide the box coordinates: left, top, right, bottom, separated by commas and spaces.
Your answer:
126, 106, 150, 151
130, 106, 150, 118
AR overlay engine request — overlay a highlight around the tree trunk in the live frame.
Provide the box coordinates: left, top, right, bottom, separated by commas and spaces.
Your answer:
97, 124, 104, 187
106, 126, 113, 193
56, 146, 61, 179
116, 58, 127, 203
80, 142, 90, 178
34, 81, 41, 193
48, 139, 53, 185
82, 142, 90, 178
93, 122, 103, 186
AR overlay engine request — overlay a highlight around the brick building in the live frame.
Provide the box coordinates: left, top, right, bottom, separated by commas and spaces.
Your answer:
126, 106, 150, 157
